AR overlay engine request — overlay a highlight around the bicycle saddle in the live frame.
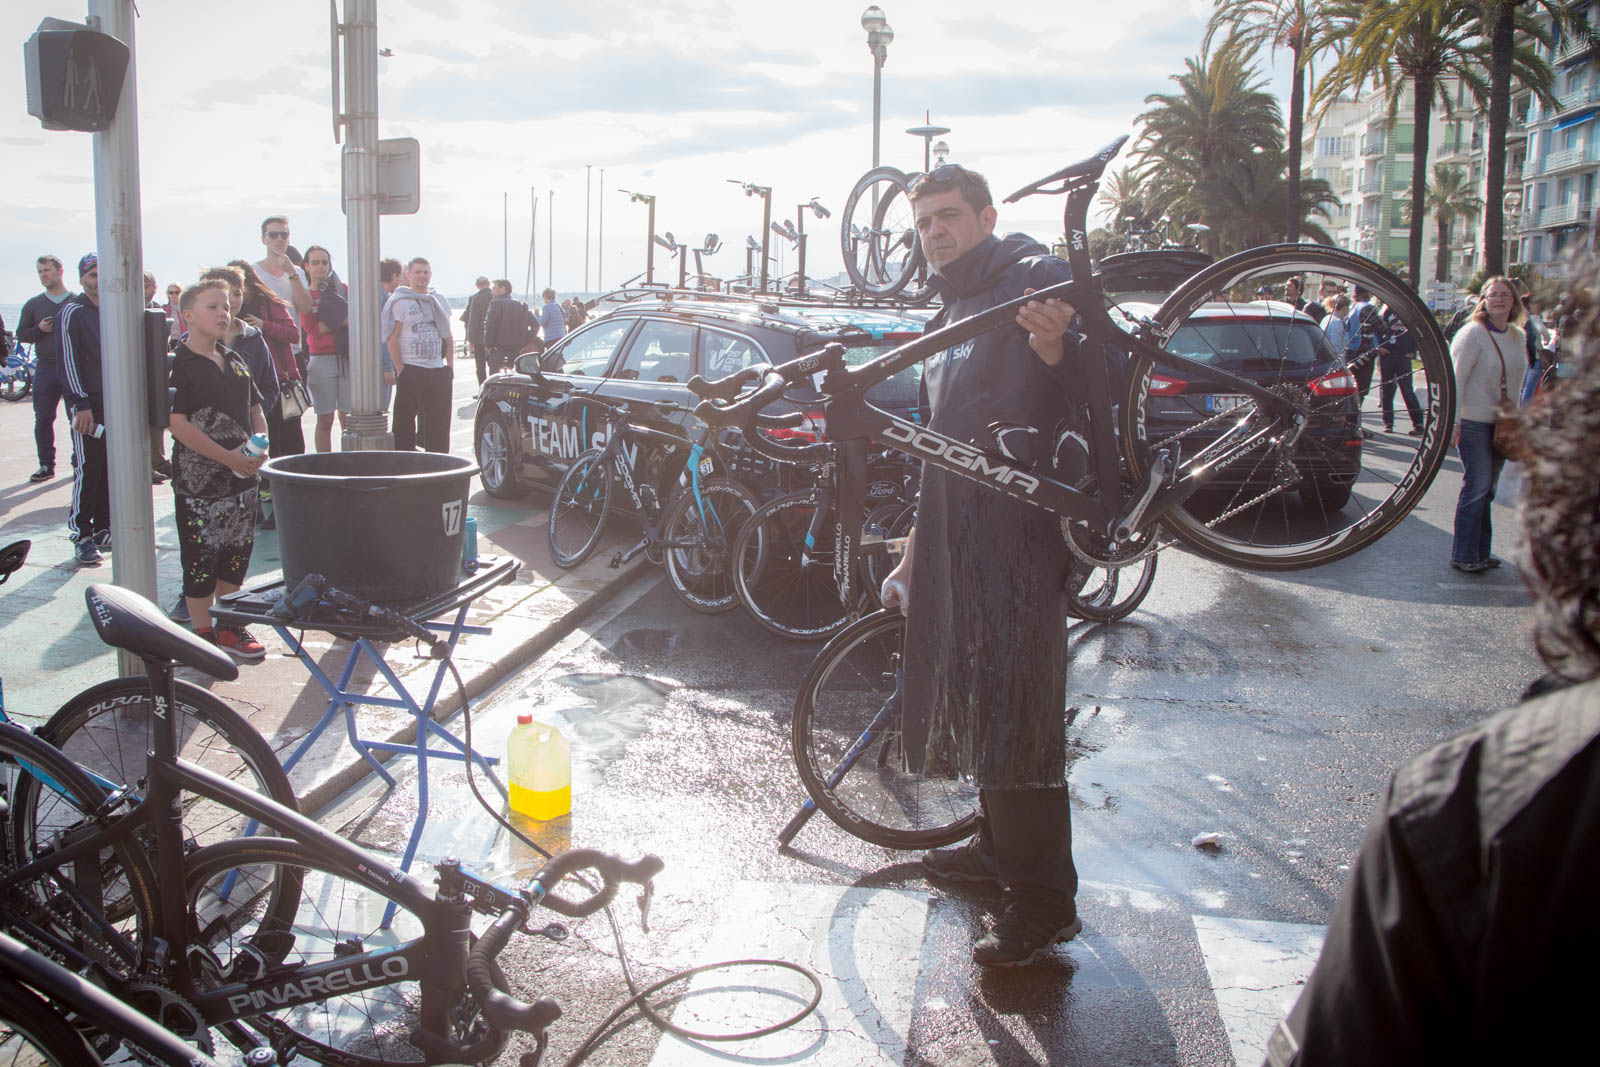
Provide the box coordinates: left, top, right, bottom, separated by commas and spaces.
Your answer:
0, 540, 28, 586
84, 583, 239, 682
1003, 134, 1130, 203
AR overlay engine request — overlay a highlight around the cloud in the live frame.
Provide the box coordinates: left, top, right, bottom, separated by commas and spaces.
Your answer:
382, 41, 835, 123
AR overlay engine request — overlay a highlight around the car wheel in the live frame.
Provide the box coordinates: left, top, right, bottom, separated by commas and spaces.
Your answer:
476, 414, 528, 499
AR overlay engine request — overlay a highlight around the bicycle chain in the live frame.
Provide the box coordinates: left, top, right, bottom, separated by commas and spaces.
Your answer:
1140, 393, 1311, 529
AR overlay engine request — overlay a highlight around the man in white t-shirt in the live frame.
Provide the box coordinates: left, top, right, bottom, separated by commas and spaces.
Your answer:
380, 257, 454, 453
253, 215, 312, 318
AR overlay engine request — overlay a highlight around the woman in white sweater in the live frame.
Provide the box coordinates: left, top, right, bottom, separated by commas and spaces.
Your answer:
1448, 277, 1525, 574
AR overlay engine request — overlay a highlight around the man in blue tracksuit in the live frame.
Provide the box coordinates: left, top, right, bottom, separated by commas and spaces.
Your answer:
15, 254, 75, 483
59, 254, 109, 565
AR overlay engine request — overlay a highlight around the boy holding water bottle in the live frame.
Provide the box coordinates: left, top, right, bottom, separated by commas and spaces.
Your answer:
168, 278, 270, 660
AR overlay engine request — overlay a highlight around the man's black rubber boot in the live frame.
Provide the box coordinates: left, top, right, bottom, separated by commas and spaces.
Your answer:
921, 840, 1004, 891
972, 905, 1082, 967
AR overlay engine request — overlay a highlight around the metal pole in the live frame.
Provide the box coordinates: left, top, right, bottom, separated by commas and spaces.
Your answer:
597, 168, 605, 292
584, 164, 592, 295
340, 0, 390, 450
547, 188, 554, 293
87, 0, 154, 671
502, 191, 508, 278
645, 197, 656, 284
528, 186, 536, 299
796, 210, 808, 299
759, 191, 772, 293
872, 56, 882, 169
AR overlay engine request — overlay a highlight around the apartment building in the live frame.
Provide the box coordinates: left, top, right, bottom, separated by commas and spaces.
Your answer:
1511, 5, 1600, 277
1301, 85, 1449, 283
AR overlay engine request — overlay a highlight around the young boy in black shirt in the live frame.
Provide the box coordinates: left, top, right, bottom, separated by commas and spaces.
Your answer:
169, 279, 270, 660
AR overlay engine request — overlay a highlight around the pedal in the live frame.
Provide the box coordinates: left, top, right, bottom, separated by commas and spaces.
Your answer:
608, 552, 623, 569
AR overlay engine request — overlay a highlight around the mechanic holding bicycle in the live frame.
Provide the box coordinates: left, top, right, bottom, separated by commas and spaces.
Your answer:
879, 163, 1085, 968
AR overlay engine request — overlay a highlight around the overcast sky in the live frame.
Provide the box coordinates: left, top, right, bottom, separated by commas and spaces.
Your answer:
3, 0, 1298, 304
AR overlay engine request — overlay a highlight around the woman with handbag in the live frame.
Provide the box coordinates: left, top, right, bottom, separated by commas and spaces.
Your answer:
301, 246, 351, 453
1448, 276, 1526, 574
231, 260, 306, 460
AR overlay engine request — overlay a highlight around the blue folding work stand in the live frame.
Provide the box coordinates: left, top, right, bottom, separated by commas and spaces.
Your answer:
214, 556, 519, 897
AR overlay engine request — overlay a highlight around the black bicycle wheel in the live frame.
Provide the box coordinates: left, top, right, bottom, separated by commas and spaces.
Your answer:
26, 677, 299, 858
733, 491, 853, 641
548, 449, 613, 568
1122, 244, 1456, 570
0, 723, 156, 982
0, 976, 99, 1065
661, 477, 762, 614
870, 180, 931, 303
0, 375, 29, 404
839, 166, 918, 299
791, 611, 979, 849
1066, 550, 1158, 623
185, 839, 509, 1066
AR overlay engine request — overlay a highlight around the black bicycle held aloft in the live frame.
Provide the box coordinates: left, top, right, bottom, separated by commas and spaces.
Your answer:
685, 134, 1457, 849
694, 134, 1455, 584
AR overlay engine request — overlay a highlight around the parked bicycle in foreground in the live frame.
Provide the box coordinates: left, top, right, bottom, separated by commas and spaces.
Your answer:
689, 133, 1456, 848
0, 580, 664, 1065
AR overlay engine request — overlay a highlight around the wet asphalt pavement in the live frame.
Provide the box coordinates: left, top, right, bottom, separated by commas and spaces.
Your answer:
326, 455, 1540, 1067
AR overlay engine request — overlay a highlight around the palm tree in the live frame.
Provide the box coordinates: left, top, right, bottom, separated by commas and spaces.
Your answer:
1475, 2, 1567, 274
1201, 149, 1341, 252
1312, 0, 1492, 285
1098, 166, 1152, 229
1425, 163, 1483, 281
1134, 36, 1284, 251
1206, 0, 1339, 242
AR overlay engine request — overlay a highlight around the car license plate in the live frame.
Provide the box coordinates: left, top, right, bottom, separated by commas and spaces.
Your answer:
1206, 394, 1248, 413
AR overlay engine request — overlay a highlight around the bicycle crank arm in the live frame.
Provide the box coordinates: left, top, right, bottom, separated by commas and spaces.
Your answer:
611, 538, 651, 568
1113, 449, 1173, 543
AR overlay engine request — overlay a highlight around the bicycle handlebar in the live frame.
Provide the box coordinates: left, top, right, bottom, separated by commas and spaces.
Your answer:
466, 907, 564, 1037
688, 345, 847, 464
464, 848, 664, 1040
528, 847, 665, 917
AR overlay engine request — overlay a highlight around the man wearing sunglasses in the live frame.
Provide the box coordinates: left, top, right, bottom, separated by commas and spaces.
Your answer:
879, 163, 1083, 968
253, 216, 313, 318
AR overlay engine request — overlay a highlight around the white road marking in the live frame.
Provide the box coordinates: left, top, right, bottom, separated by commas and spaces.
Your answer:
1192, 915, 1325, 1067
648, 881, 930, 1066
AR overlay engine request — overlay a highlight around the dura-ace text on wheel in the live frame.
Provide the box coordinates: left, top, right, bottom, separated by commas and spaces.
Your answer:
184, 840, 510, 1066
791, 611, 979, 849
1121, 245, 1456, 570
20, 677, 300, 862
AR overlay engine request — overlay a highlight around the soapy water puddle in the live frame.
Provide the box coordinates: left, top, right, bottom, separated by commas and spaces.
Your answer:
514, 672, 672, 774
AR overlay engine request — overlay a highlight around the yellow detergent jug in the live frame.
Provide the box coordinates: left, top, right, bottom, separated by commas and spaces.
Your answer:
507, 713, 571, 819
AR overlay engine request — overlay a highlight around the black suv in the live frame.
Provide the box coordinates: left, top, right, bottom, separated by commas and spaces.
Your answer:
473, 291, 932, 503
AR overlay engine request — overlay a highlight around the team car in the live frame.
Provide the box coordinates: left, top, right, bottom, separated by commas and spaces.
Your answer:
472, 291, 932, 504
